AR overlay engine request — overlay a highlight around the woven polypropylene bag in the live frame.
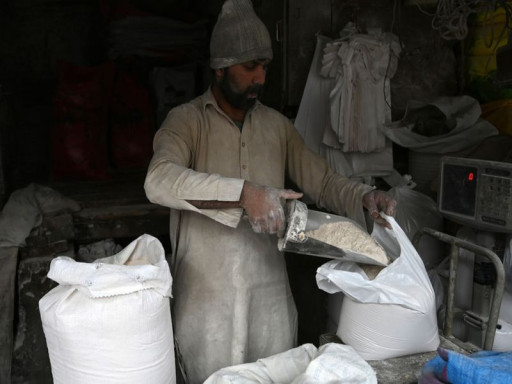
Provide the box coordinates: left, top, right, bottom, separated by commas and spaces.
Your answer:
39, 234, 176, 384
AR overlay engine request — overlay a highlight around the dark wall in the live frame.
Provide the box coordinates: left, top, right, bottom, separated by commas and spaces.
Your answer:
0, 1, 108, 190
0, 0, 217, 194
0, 0, 458, 196
282, 0, 459, 116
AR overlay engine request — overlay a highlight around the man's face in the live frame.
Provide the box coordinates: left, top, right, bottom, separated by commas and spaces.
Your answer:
217, 59, 269, 111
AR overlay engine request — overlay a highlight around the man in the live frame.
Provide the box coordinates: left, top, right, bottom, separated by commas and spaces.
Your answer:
144, 0, 396, 382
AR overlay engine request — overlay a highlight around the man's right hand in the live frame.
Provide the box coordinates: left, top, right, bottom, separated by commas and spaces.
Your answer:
240, 181, 303, 237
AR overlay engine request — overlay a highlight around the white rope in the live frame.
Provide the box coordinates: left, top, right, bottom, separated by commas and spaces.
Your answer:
431, 0, 487, 40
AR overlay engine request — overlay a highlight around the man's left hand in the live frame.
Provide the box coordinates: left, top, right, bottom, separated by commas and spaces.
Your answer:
362, 190, 397, 228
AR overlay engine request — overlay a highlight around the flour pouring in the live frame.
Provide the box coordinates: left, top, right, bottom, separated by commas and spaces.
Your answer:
278, 200, 390, 266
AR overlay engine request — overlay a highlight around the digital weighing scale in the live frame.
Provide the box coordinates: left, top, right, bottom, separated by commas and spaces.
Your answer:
439, 156, 512, 233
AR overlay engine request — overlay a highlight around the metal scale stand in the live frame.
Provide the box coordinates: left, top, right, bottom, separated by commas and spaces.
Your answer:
413, 227, 505, 352
433, 156, 512, 351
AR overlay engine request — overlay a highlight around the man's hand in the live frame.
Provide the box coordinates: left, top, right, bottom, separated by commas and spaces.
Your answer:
240, 181, 303, 237
362, 190, 397, 228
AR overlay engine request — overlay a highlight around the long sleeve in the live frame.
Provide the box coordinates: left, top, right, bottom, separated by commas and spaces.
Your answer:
284, 120, 374, 227
144, 102, 245, 228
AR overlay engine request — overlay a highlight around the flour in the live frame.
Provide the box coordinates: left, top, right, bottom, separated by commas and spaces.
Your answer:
360, 264, 385, 280
126, 257, 149, 266
306, 221, 388, 265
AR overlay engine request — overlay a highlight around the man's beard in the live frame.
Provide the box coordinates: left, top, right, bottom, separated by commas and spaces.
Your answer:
218, 73, 264, 111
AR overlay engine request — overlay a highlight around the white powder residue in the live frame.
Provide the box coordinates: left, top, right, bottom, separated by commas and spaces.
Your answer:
306, 221, 388, 265
361, 264, 385, 280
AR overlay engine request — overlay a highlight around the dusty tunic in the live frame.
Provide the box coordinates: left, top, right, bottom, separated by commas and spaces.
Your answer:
144, 87, 373, 384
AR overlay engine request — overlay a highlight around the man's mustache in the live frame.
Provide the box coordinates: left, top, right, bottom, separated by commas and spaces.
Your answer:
245, 85, 263, 95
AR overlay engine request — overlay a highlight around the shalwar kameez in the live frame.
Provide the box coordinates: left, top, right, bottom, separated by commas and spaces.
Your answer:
144, 87, 373, 383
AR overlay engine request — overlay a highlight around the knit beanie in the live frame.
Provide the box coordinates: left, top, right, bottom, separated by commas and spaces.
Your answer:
209, 0, 273, 69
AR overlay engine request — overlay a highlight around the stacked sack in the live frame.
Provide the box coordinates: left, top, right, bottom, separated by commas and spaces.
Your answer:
39, 234, 176, 384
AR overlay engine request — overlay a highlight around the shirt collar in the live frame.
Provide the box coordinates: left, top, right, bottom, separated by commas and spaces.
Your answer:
201, 85, 263, 115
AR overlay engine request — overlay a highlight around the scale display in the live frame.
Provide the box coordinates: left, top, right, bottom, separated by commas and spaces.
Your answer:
438, 157, 512, 233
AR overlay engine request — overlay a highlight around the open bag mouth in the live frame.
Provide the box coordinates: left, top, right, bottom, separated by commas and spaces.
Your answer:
279, 200, 391, 266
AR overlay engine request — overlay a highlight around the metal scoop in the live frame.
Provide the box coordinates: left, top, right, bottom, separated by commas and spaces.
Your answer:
278, 200, 389, 266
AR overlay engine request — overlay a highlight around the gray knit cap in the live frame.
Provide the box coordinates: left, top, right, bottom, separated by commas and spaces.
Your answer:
209, 0, 273, 69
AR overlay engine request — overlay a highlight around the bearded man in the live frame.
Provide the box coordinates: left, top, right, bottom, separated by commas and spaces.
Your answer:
144, 0, 396, 382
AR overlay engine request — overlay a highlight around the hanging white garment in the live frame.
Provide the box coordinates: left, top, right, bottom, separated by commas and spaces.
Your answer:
294, 34, 396, 180
324, 32, 401, 153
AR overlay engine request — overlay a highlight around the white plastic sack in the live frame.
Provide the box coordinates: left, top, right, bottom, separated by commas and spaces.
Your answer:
39, 234, 175, 384
504, 235, 512, 294
295, 34, 335, 157
316, 215, 440, 360
493, 318, 512, 352
500, 290, 512, 324
204, 343, 377, 384
386, 181, 444, 268
496, 290, 512, 351
380, 95, 498, 153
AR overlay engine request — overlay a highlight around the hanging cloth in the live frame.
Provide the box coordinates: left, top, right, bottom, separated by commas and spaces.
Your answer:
322, 32, 401, 153
294, 33, 397, 180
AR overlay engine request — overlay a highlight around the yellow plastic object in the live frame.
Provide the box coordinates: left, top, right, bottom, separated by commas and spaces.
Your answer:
481, 99, 512, 135
466, 4, 511, 78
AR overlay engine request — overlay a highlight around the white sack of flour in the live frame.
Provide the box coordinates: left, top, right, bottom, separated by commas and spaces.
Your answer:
204, 343, 377, 384
39, 234, 175, 384
316, 215, 439, 360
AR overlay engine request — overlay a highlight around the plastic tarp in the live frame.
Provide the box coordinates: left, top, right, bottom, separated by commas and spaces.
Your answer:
420, 349, 512, 384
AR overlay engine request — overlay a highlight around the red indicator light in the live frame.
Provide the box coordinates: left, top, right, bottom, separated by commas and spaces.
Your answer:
468, 172, 474, 181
